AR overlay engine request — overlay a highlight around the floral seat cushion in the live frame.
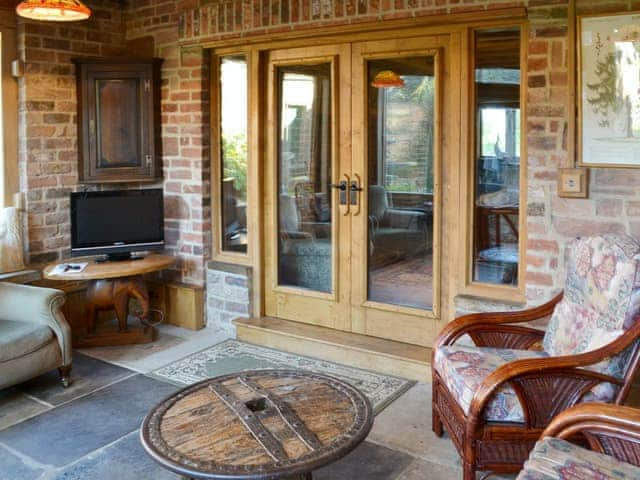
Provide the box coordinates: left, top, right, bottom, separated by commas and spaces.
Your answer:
543, 235, 640, 380
516, 437, 640, 480
434, 345, 548, 422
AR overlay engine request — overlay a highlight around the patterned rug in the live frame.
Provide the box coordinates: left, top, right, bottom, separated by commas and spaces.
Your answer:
148, 339, 415, 414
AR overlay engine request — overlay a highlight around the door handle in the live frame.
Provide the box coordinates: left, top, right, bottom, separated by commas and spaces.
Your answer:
330, 174, 351, 215
350, 173, 363, 216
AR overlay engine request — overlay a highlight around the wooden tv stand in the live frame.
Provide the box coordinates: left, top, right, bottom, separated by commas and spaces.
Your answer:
44, 254, 176, 348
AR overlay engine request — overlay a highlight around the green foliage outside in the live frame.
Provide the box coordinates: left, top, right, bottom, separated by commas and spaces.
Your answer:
222, 133, 248, 200
383, 75, 435, 194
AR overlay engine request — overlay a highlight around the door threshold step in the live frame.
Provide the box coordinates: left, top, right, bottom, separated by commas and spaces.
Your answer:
233, 317, 431, 382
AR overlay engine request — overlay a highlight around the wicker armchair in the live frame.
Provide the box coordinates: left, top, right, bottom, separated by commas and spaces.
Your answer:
517, 403, 640, 479
432, 235, 640, 480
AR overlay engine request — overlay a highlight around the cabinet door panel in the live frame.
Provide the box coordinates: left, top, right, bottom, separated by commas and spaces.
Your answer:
96, 79, 142, 168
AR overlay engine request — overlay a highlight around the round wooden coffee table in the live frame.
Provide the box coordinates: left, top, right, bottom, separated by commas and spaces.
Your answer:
140, 369, 374, 479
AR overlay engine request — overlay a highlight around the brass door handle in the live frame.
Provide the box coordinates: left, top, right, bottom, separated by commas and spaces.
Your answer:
351, 173, 363, 216
330, 174, 351, 215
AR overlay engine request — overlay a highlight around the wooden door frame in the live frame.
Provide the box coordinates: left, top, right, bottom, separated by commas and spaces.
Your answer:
262, 44, 353, 331
207, 9, 529, 337
349, 37, 449, 347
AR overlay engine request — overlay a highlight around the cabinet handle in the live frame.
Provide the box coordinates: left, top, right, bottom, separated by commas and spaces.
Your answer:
145, 155, 152, 168
144, 80, 151, 91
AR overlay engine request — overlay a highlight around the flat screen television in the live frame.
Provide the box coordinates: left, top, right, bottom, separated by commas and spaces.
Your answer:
71, 189, 164, 260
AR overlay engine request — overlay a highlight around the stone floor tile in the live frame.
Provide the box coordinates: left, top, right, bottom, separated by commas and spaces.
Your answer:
369, 382, 461, 469
395, 457, 461, 480
0, 375, 177, 467
0, 444, 44, 480
314, 441, 414, 480
19, 352, 135, 406
0, 389, 50, 431
51, 430, 180, 480
79, 324, 230, 373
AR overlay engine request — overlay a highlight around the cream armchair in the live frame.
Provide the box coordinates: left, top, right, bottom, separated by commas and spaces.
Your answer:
0, 282, 72, 389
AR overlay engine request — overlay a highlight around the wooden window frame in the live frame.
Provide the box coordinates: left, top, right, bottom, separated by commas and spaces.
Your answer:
0, 10, 18, 208
210, 48, 258, 266
458, 21, 528, 304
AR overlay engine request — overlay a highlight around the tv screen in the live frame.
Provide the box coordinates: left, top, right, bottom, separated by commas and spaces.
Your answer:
71, 189, 164, 258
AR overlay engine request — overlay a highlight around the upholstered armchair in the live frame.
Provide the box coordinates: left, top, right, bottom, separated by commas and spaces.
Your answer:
432, 235, 640, 480
518, 403, 640, 479
368, 185, 430, 261
278, 193, 331, 292
0, 282, 72, 389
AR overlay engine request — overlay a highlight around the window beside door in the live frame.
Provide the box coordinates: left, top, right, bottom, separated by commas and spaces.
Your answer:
218, 54, 249, 254
471, 28, 523, 288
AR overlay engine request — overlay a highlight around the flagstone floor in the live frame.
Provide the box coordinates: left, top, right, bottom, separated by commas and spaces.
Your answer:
0, 325, 507, 480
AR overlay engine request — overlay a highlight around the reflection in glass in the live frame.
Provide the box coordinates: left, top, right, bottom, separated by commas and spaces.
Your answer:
277, 64, 333, 293
220, 55, 248, 253
366, 57, 435, 310
472, 28, 521, 285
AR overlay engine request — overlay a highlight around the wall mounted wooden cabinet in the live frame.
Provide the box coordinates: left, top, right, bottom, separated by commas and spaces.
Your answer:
73, 57, 163, 183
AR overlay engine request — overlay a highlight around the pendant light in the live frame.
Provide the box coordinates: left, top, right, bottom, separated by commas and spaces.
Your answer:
16, 0, 91, 22
371, 70, 405, 89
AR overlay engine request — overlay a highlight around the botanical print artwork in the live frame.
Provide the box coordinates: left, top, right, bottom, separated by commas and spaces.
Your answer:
580, 13, 640, 166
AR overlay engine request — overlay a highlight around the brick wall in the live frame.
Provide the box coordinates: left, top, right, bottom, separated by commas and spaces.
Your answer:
206, 262, 252, 336
125, 1, 211, 286
16, 0, 640, 308
17, 0, 127, 264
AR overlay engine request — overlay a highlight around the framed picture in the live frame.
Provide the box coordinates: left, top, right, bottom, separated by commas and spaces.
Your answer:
578, 12, 640, 168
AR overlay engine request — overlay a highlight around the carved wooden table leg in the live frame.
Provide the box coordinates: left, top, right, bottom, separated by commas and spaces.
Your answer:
76, 275, 154, 347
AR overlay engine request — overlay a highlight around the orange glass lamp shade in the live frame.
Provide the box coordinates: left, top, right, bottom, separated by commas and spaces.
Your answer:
371, 70, 405, 88
16, 0, 91, 22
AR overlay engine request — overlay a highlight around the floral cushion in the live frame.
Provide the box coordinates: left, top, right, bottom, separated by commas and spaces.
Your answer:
434, 345, 548, 422
543, 235, 640, 379
516, 437, 640, 480
435, 345, 619, 423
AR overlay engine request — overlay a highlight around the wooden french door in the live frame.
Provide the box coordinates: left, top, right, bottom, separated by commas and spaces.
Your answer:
264, 35, 458, 347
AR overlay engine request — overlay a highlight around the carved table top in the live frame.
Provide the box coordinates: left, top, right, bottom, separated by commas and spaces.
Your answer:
43, 254, 176, 281
140, 369, 374, 479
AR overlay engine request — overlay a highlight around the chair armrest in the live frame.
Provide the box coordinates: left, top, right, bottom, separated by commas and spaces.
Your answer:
280, 231, 313, 240
541, 403, 640, 466
435, 292, 562, 349
383, 208, 425, 229
468, 321, 640, 430
0, 282, 71, 365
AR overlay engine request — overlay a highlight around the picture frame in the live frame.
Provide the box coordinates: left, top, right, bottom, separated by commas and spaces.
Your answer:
578, 11, 640, 168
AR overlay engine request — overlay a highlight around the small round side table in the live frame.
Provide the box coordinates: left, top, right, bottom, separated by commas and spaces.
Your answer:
44, 254, 176, 347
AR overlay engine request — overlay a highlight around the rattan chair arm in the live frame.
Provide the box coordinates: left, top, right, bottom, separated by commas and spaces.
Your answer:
542, 403, 640, 440
468, 321, 640, 429
434, 292, 562, 349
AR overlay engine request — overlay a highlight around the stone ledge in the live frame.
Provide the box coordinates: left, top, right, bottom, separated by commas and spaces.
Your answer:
0, 269, 42, 284
207, 261, 252, 277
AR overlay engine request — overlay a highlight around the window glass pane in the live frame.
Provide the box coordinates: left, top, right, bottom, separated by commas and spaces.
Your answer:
472, 28, 521, 286
220, 55, 248, 253
366, 57, 435, 310
277, 64, 333, 293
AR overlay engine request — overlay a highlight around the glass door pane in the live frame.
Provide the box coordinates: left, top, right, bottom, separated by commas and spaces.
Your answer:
277, 63, 333, 293
366, 57, 435, 310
